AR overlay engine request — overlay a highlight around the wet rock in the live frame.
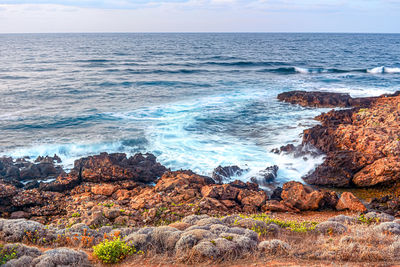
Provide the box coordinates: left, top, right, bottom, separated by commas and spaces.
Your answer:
278, 90, 373, 108
336, 192, 366, 212
250, 165, 278, 186
74, 152, 167, 183
212, 165, 246, 184
39, 174, 80, 192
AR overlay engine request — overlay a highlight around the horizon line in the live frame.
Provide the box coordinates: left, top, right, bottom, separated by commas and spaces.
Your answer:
1, 31, 400, 35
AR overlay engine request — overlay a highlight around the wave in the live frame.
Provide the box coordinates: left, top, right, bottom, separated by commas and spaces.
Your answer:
3, 139, 148, 170
258, 66, 400, 74
367, 66, 400, 74
204, 61, 289, 67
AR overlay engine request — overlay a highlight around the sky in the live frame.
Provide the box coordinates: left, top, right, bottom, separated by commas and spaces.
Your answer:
0, 0, 399, 33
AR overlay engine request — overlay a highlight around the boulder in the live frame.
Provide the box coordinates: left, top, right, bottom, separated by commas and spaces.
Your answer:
336, 192, 366, 212
280, 181, 324, 211
212, 165, 246, 184
250, 165, 278, 186
91, 184, 117, 196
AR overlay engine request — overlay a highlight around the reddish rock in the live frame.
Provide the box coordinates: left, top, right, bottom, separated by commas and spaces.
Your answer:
155, 171, 214, 192
91, 184, 117, 196
0, 182, 19, 198
336, 192, 366, 212
262, 200, 297, 212
169, 222, 191, 231
75, 152, 167, 183
237, 190, 267, 208
278, 91, 354, 108
353, 157, 400, 187
280, 181, 324, 211
200, 184, 240, 200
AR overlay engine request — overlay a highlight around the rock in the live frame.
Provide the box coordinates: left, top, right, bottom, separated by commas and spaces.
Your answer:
278, 90, 354, 108
39, 174, 80, 192
353, 157, 400, 186
262, 200, 295, 212
280, 181, 324, 211
374, 222, 400, 235
10, 211, 30, 219
315, 221, 347, 235
103, 208, 121, 220
0, 182, 19, 198
270, 187, 283, 201
31, 248, 91, 267
200, 184, 240, 200
74, 152, 167, 183
258, 239, 290, 255
212, 165, 246, 184
320, 190, 339, 210
91, 184, 117, 196
336, 192, 366, 212
155, 171, 214, 192
250, 165, 278, 186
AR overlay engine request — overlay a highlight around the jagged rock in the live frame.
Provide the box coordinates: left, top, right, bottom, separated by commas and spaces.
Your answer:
212, 165, 246, 184
250, 165, 278, 186
74, 152, 167, 183
336, 192, 366, 212
280, 181, 324, 211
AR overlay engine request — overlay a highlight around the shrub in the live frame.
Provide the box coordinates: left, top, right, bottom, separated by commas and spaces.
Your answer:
93, 237, 135, 264
0, 244, 17, 265
71, 212, 81, 218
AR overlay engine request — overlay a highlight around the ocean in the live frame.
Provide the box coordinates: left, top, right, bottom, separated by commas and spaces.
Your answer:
0, 33, 399, 183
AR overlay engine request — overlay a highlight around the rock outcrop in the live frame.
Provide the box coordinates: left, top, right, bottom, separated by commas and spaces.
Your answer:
278, 90, 400, 189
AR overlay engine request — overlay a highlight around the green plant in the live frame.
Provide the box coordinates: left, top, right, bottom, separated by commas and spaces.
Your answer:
93, 237, 135, 264
71, 212, 81, 218
358, 214, 379, 225
0, 244, 17, 265
236, 214, 318, 233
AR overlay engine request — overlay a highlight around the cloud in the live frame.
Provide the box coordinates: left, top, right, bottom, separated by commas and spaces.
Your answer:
0, 0, 398, 33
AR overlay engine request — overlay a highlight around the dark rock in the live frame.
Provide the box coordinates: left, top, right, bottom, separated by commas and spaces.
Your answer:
278, 91, 353, 108
270, 187, 283, 201
250, 165, 278, 186
74, 152, 168, 183
212, 165, 247, 184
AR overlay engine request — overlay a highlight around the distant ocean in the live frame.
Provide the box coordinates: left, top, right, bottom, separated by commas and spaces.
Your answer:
1, 33, 399, 183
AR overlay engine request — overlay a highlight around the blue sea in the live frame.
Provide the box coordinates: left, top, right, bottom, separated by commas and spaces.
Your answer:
1, 33, 399, 183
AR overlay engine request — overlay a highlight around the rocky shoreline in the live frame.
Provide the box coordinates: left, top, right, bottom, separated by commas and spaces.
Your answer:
1, 90, 400, 266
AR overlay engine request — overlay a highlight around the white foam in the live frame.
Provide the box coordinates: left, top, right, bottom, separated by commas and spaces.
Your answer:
367, 66, 400, 74
294, 67, 309, 74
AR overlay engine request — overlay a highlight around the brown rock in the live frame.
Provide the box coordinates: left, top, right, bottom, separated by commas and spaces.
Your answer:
91, 184, 117, 196
353, 157, 400, 187
10, 211, 30, 219
281, 181, 324, 211
336, 192, 366, 212
262, 200, 297, 212
237, 190, 267, 208
74, 152, 167, 183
